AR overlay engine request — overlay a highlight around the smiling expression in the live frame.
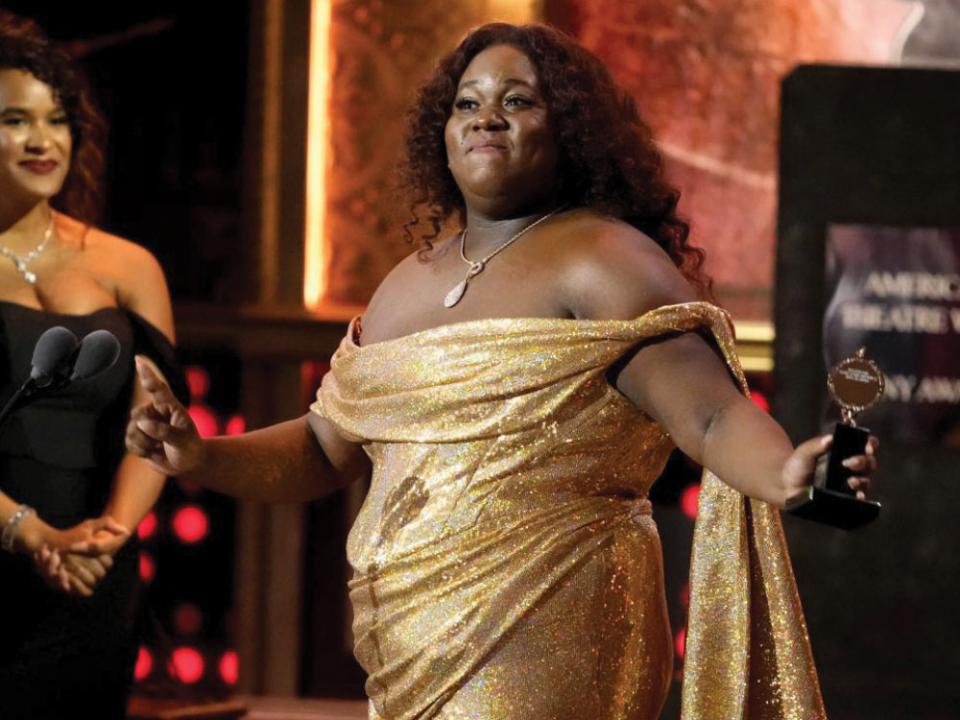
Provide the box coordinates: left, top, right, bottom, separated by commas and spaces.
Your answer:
0, 68, 72, 205
444, 44, 559, 214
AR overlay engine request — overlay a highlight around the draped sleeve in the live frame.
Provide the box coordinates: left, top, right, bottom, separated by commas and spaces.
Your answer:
670, 307, 826, 720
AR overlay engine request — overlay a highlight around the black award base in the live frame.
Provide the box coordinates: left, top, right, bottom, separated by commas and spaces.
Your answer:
785, 423, 881, 530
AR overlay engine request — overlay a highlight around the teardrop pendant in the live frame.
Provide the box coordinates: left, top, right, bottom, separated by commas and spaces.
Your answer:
444, 279, 468, 308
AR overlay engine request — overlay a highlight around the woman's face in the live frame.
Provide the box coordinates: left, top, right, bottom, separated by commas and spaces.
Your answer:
445, 44, 558, 215
0, 69, 72, 205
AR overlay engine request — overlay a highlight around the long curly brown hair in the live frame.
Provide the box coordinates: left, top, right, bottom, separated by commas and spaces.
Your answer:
0, 12, 106, 225
400, 22, 711, 296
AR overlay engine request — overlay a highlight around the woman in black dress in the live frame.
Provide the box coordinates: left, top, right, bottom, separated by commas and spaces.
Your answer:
0, 14, 183, 718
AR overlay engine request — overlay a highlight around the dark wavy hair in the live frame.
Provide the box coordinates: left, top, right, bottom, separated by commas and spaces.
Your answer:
400, 22, 711, 296
0, 12, 106, 225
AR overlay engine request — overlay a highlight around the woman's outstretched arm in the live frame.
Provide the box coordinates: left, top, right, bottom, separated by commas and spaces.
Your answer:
563, 218, 876, 507
125, 358, 370, 503
616, 331, 876, 507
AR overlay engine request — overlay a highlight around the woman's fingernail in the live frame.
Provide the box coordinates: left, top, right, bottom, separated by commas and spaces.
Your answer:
842, 458, 857, 469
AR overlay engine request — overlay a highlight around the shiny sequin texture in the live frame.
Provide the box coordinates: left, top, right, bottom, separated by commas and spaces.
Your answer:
311, 302, 825, 720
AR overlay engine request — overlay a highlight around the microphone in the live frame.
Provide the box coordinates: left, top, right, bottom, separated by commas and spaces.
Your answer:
29, 325, 80, 386
71, 329, 121, 382
0, 326, 122, 431
0, 325, 79, 429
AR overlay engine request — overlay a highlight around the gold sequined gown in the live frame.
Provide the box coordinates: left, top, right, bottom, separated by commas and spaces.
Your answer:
311, 302, 825, 720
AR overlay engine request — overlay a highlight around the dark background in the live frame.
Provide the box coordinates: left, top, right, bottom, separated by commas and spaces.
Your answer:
3, 1, 251, 302
777, 64, 960, 719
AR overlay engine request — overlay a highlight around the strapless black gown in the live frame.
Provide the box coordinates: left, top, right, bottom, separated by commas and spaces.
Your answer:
0, 302, 186, 720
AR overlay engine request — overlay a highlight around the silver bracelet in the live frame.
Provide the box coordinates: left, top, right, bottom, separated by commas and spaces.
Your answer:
1, 504, 36, 553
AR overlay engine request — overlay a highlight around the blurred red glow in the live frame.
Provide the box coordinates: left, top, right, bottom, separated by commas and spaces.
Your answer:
185, 366, 210, 400
751, 391, 771, 413
680, 483, 700, 519
139, 551, 155, 582
172, 505, 209, 544
134, 646, 153, 680
219, 650, 239, 685
137, 511, 158, 540
224, 414, 246, 435
675, 627, 686, 659
188, 404, 219, 438
171, 646, 204, 684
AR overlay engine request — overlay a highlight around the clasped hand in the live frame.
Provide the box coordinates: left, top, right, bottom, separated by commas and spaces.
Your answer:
33, 516, 129, 597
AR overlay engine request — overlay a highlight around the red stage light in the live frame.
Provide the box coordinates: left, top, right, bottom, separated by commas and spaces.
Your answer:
171, 646, 205, 684
173, 603, 203, 636
137, 511, 158, 540
224, 414, 246, 435
185, 366, 210, 400
172, 505, 209, 544
139, 552, 155, 582
219, 650, 239, 686
134, 646, 153, 680
751, 391, 771, 413
188, 404, 219, 438
680, 483, 700, 519
675, 627, 686, 659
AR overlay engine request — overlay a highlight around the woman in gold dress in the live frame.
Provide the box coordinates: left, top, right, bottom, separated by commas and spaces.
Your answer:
125, 23, 876, 720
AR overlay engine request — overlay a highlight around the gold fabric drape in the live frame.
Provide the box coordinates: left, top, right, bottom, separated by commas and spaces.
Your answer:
311, 302, 824, 719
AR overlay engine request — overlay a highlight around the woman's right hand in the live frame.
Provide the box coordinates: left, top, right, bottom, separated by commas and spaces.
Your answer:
39, 516, 130, 555
125, 355, 205, 476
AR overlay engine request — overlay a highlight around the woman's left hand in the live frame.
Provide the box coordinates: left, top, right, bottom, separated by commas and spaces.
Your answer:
33, 546, 115, 597
780, 434, 879, 506
33, 545, 71, 593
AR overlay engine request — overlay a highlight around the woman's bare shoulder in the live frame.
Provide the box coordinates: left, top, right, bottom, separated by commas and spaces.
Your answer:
57, 215, 159, 272
58, 216, 174, 339
555, 208, 698, 320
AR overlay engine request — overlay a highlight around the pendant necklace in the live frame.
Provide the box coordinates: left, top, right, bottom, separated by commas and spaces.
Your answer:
0, 216, 54, 285
444, 208, 562, 309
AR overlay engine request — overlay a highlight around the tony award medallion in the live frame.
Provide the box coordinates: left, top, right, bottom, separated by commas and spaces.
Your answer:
786, 348, 883, 530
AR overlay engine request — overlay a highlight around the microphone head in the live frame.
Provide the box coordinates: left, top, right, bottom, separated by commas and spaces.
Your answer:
70, 329, 121, 382
30, 326, 80, 380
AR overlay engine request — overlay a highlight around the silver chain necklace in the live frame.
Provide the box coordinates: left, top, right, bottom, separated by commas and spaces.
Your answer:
444, 208, 562, 308
0, 217, 54, 285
